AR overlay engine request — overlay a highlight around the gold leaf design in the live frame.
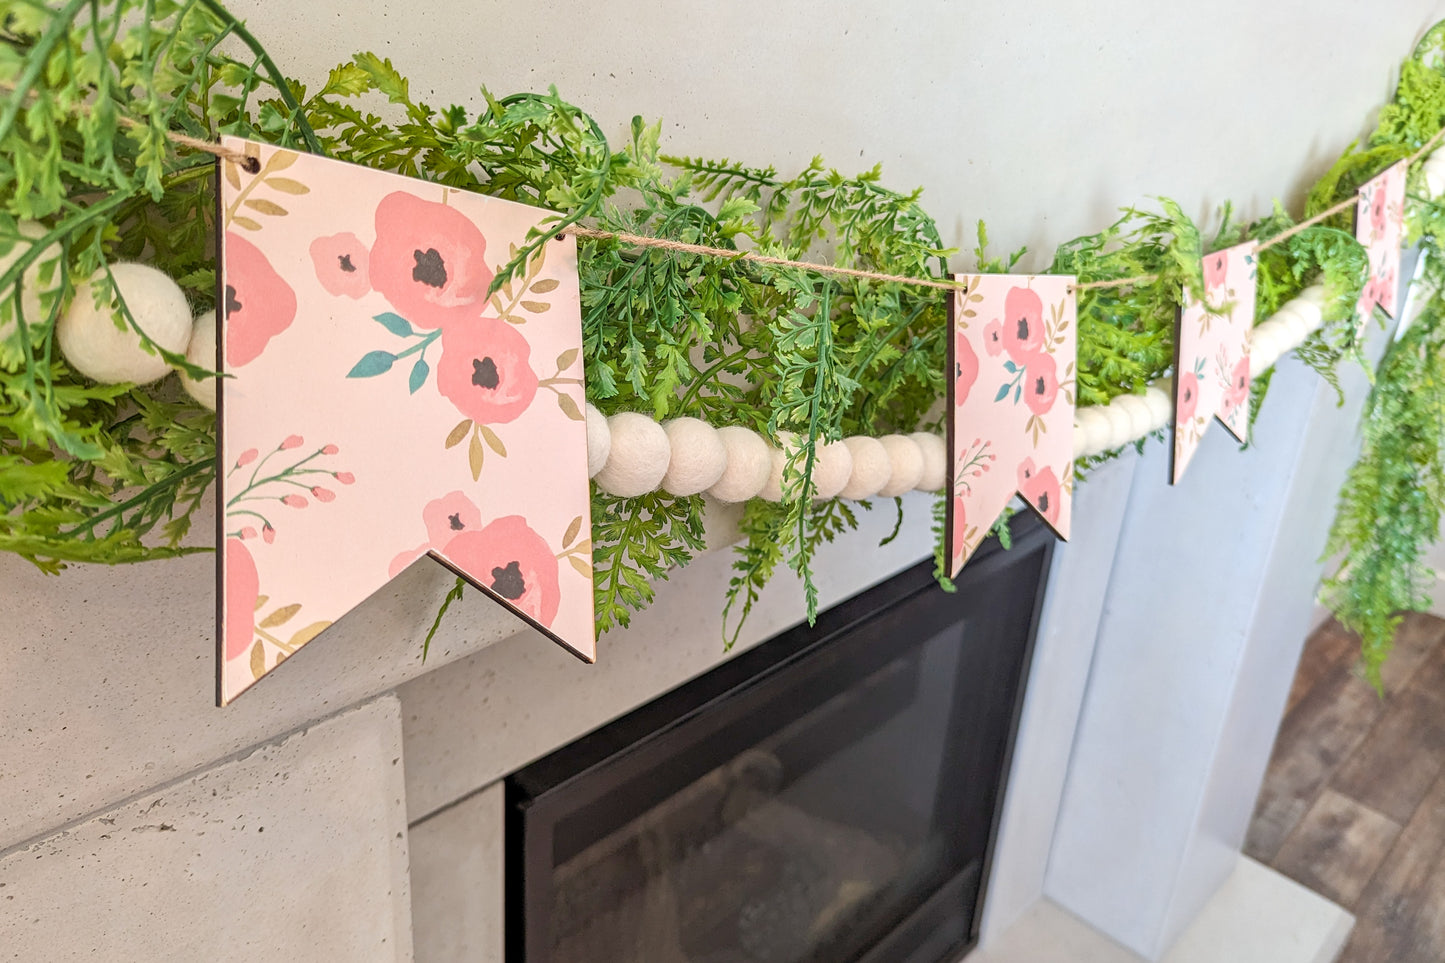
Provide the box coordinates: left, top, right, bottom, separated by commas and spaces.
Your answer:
254, 594, 269, 611
259, 602, 301, 628
268, 150, 299, 171
572, 538, 591, 554
556, 394, 584, 421
520, 300, 551, 314
530, 278, 560, 294
555, 347, 579, 371
468, 432, 484, 481
249, 640, 267, 680
563, 515, 582, 547
444, 418, 472, 449
288, 621, 331, 648
480, 425, 507, 456
224, 161, 241, 190
245, 198, 288, 216
232, 215, 262, 231
266, 177, 309, 195
568, 555, 593, 578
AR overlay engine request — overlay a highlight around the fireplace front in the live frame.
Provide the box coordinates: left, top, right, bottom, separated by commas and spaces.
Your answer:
506, 513, 1053, 962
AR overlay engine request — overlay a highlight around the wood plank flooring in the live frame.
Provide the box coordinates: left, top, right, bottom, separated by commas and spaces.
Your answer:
1248, 614, 1445, 961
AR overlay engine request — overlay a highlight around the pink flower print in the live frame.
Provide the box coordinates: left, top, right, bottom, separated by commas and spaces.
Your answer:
438, 318, 539, 424
955, 327, 979, 406
309, 233, 370, 299
239, 526, 258, 540
225, 538, 259, 661
1023, 352, 1059, 416
1177, 371, 1200, 423
369, 191, 494, 330
1018, 461, 1062, 525
335, 471, 356, 485
311, 486, 336, 502
281, 494, 308, 508
388, 490, 488, 578
322, 444, 339, 455
280, 434, 304, 450
225, 232, 297, 367
1001, 286, 1046, 363
1203, 249, 1228, 294
237, 448, 258, 468
442, 516, 562, 628
424, 490, 484, 546
952, 494, 969, 551
262, 523, 275, 544
983, 319, 1004, 356
1370, 184, 1388, 239
1222, 356, 1250, 417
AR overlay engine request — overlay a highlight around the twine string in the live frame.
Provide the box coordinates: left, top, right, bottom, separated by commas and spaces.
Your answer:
24, 85, 1445, 295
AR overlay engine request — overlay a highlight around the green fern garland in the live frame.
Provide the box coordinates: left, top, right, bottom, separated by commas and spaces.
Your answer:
1, 0, 1443, 679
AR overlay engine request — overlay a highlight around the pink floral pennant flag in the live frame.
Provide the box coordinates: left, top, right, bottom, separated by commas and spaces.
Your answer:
947, 275, 1077, 576
217, 137, 594, 705
1171, 241, 1257, 484
1355, 160, 1407, 332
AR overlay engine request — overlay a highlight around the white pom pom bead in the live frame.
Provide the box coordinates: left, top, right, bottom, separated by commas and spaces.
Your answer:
1074, 406, 1112, 458
759, 445, 787, 503
1249, 323, 1284, 375
839, 436, 891, 500
57, 262, 191, 384
1102, 399, 1134, 449
1298, 283, 1327, 307
708, 426, 772, 503
179, 312, 217, 410
661, 417, 728, 496
910, 432, 948, 491
594, 412, 670, 497
1112, 393, 1153, 438
877, 434, 924, 497
811, 439, 855, 500
1142, 381, 1173, 431
585, 403, 611, 478
1288, 296, 1323, 334
0, 221, 60, 344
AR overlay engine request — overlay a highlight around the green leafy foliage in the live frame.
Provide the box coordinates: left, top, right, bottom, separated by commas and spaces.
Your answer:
6, 1, 1445, 679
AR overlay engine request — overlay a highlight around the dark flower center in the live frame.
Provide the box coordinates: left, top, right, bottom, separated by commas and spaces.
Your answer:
490, 560, 527, 600
472, 357, 500, 389
956, 361, 963, 379
412, 248, 448, 288
1238, 375, 1247, 389
338, 254, 357, 273
1038, 491, 1050, 514
448, 512, 464, 531
1033, 375, 1046, 395
224, 284, 242, 318
1015, 317, 1030, 341
1184, 386, 1193, 402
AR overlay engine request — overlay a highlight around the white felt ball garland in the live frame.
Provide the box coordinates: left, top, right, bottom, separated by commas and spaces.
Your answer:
707, 426, 773, 502
179, 312, 217, 410
57, 262, 193, 385
585, 403, 612, 477
0, 221, 60, 345
593, 412, 671, 497
877, 434, 924, 497
660, 417, 728, 496
839, 436, 892, 499
1424, 149, 1445, 200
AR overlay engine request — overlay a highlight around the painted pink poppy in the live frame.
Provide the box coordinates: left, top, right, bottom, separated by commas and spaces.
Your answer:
1177, 371, 1200, 423
1017, 460, 1062, 525
952, 494, 969, 552
1203, 250, 1228, 293
1370, 185, 1388, 239
1222, 356, 1250, 416
225, 232, 297, 367
424, 490, 484, 545
983, 319, 1004, 356
309, 232, 371, 299
437, 318, 539, 424
955, 327, 979, 406
369, 191, 494, 329
1023, 352, 1059, 416
441, 516, 561, 628
1001, 286, 1045, 363
225, 538, 259, 661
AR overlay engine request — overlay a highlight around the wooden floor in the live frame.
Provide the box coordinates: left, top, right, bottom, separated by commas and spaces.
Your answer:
1247, 613, 1445, 962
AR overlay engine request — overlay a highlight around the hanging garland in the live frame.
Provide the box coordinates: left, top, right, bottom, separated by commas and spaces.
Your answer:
3, 2, 1445, 680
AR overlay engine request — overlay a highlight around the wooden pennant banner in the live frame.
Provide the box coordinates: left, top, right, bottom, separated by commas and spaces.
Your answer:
217, 137, 594, 705
1171, 241, 1257, 484
947, 275, 1076, 576
1356, 160, 1408, 328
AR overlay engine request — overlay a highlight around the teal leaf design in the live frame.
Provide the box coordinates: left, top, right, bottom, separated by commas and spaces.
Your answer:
1013, 384, 1022, 403
409, 357, 430, 394
1003, 360, 1018, 373
374, 312, 414, 337
348, 351, 397, 378
994, 383, 1011, 403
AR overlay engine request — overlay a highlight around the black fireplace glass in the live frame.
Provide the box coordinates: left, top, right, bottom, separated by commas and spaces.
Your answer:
507, 513, 1052, 963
